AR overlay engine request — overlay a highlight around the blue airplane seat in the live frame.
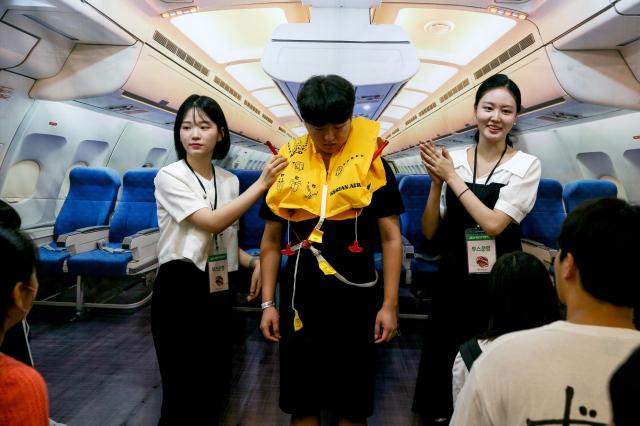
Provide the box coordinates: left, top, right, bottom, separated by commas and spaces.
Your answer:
520, 178, 566, 272
398, 175, 441, 290
371, 173, 409, 282
521, 178, 566, 250
562, 179, 617, 213
66, 168, 159, 279
231, 169, 264, 254
37, 167, 121, 276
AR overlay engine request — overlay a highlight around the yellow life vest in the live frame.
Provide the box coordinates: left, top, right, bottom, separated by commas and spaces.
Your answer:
266, 117, 387, 222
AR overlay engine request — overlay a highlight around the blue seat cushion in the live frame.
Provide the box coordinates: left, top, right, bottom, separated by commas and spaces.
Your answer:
374, 253, 408, 276
37, 243, 71, 276
66, 243, 132, 278
412, 258, 441, 275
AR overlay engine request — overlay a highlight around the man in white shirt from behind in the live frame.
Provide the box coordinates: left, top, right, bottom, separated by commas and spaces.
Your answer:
450, 198, 640, 426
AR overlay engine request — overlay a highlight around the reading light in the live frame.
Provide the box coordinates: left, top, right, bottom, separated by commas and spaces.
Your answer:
161, 6, 199, 19
487, 5, 527, 20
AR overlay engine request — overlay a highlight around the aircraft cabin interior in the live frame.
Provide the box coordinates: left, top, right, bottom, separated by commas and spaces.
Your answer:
0, 0, 639, 424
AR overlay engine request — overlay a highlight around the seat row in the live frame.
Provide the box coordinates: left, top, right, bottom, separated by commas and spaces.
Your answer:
32, 167, 616, 313
33, 167, 159, 314
520, 178, 617, 268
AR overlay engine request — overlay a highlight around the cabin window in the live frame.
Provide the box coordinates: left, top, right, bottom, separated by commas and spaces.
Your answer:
0, 160, 40, 203
143, 147, 168, 168
576, 151, 615, 179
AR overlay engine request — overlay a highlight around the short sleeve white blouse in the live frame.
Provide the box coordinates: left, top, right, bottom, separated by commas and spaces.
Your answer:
154, 160, 239, 272
440, 147, 541, 224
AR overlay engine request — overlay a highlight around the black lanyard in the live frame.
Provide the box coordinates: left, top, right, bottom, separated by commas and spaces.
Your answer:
185, 159, 217, 210
472, 143, 508, 193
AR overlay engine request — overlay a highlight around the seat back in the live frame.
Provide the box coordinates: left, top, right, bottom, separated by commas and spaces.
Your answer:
398, 175, 432, 253
53, 167, 121, 239
520, 178, 566, 249
230, 169, 264, 251
109, 169, 159, 243
562, 179, 618, 213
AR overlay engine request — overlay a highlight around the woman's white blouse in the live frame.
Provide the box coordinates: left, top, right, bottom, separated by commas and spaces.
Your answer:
154, 160, 239, 272
440, 147, 541, 224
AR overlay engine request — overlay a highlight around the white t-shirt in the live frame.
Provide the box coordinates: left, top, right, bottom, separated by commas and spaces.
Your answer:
450, 321, 640, 426
441, 147, 541, 224
154, 160, 239, 272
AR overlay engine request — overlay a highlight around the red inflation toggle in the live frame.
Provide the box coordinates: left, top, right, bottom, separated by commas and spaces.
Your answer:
348, 240, 363, 253
280, 244, 295, 256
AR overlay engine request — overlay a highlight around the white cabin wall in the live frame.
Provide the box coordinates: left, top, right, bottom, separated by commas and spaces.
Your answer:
517, 111, 640, 203
0, 71, 35, 165
106, 121, 173, 175
0, 99, 172, 227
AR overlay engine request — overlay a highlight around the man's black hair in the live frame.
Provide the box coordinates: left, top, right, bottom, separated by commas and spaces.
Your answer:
296, 75, 355, 127
558, 198, 640, 307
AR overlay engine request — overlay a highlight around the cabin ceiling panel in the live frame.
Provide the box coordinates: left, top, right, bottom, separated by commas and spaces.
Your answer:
269, 104, 296, 118
171, 8, 289, 64
252, 87, 287, 108
391, 7, 516, 66
225, 62, 276, 91
391, 90, 429, 109
404, 62, 459, 93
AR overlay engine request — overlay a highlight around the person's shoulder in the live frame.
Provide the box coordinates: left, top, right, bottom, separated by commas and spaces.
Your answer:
0, 355, 45, 386
215, 166, 239, 185
214, 166, 235, 179
502, 150, 539, 177
478, 322, 562, 360
156, 160, 188, 181
158, 160, 187, 175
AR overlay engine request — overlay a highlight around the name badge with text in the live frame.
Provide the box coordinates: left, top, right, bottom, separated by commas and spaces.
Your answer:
465, 228, 496, 274
208, 252, 229, 293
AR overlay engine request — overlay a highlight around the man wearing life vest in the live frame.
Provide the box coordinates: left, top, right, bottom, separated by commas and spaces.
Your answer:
258, 74, 404, 425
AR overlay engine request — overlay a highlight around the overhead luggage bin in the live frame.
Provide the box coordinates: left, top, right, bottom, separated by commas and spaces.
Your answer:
262, 1, 419, 120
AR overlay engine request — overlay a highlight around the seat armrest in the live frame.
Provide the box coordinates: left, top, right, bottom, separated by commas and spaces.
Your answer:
65, 227, 111, 256
132, 227, 159, 236
24, 225, 55, 246
402, 242, 414, 285
415, 253, 442, 262
75, 225, 110, 233
521, 239, 556, 271
123, 228, 160, 261
21, 221, 55, 231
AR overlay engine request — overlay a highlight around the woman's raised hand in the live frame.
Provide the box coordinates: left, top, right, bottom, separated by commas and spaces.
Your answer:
258, 155, 288, 191
420, 141, 443, 185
